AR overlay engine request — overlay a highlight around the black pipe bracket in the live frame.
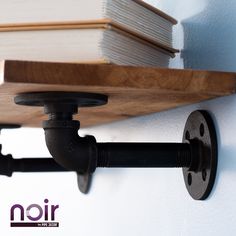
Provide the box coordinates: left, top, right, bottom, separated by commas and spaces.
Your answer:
14, 91, 218, 200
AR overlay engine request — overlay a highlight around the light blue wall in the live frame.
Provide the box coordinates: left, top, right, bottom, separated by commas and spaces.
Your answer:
1, 0, 236, 235
152, 0, 236, 72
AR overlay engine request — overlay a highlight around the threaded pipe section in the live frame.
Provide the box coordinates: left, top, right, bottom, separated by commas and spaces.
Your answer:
176, 148, 192, 167
49, 112, 73, 121
96, 143, 192, 168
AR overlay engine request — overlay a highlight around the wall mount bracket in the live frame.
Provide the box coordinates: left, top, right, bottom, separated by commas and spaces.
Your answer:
14, 91, 218, 200
0, 124, 71, 177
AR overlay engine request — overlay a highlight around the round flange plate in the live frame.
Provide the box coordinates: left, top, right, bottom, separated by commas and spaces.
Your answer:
182, 110, 217, 200
14, 92, 108, 108
77, 172, 93, 194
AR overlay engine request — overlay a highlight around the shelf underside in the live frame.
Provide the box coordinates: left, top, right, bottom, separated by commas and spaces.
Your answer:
0, 60, 236, 127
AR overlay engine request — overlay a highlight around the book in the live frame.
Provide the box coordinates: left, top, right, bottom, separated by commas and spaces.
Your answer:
0, 22, 174, 67
0, 0, 177, 49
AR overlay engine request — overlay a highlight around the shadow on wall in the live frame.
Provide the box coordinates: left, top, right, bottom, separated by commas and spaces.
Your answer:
181, 0, 236, 72
190, 94, 236, 199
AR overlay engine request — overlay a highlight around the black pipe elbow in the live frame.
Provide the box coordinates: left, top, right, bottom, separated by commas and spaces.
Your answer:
43, 120, 97, 174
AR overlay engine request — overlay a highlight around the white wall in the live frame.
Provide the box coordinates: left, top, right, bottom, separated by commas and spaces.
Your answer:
1, 0, 236, 235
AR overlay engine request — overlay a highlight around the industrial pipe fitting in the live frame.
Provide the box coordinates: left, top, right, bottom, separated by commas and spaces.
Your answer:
14, 92, 218, 200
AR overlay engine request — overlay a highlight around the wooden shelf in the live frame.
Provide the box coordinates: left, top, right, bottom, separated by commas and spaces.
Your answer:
0, 60, 236, 127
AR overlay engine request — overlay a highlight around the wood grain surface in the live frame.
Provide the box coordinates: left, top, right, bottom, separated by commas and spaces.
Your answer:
0, 60, 236, 128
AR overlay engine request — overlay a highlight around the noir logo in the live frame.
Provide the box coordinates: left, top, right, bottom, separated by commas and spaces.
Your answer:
10, 199, 59, 227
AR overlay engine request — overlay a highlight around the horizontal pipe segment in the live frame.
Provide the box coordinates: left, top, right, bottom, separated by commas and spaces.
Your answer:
12, 158, 69, 172
97, 143, 192, 168
0, 157, 69, 177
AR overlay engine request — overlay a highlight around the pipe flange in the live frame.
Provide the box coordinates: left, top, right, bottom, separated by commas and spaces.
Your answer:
77, 172, 93, 194
14, 91, 108, 108
182, 110, 218, 200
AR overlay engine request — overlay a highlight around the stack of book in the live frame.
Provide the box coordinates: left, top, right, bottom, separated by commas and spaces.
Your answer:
0, 0, 178, 67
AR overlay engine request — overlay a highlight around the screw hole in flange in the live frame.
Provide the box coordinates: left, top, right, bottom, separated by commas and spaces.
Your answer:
188, 173, 192, 185
200, 123, 205, 137
185, 130, 190, 140
202, 169, 207, 181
